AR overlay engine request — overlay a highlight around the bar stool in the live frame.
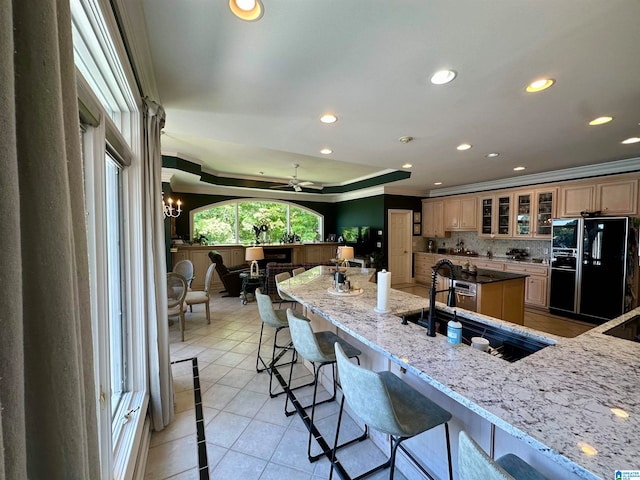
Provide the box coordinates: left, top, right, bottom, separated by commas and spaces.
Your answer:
254, 288, 300, 397
458, 431, 550, 480
275, 271, 297, 309
331, 342, 453, 480
285, 308, 366, 463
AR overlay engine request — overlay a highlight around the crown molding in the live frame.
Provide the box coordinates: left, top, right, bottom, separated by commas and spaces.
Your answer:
427, 157, 640, 197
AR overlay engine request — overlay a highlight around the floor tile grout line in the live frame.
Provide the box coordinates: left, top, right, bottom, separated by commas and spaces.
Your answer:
171, 357, 209, 479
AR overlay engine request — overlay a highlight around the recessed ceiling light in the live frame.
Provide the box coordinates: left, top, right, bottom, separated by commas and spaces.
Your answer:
621, 137, 640, 144
610, 407, 629, 418
320, 114, 337, 124
589, 116, 613, 126
320, 148, 332, 155
457, 143, 472, 151
398, 136, 414, 143
430, 69, 457, 85
525, 78, 555, 93
486, 152, 500, 158
434, 182, 443, 186
402, 163, 412, 169
229, 0, 264, 21
513, 166, 526, 171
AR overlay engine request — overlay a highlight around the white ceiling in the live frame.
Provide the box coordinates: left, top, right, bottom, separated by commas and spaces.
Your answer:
136, 0, 640, 197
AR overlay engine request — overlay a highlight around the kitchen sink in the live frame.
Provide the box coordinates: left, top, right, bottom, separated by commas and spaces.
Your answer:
398, 309, 553, 362
603, 315, 640, 343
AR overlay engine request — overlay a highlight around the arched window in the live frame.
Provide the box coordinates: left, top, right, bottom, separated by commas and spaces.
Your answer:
192, 199, 323, 244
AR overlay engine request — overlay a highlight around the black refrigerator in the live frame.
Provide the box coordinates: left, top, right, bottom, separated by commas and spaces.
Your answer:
550, 217, 637, 323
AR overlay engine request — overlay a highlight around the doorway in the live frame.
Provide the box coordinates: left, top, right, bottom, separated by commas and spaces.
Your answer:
387, 209, 413, 285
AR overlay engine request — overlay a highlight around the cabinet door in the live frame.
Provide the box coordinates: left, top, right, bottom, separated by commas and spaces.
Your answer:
525, 275, 548, 308
513, 192, 532, 237
479, 197, 494, 237
443, 199, 460, 230
171, 250, 188, 269
460, 197, 477, 230
495, 194, 512, 237
422, 200, 445, 237
597, 179, 638, 215
190, 250, 211, 290
560, 184, 595, 217
533, 189, 555, 238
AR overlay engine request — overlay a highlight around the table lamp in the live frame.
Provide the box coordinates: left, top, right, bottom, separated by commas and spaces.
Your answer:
245, 246, 264, 277
336, 246, 354, 267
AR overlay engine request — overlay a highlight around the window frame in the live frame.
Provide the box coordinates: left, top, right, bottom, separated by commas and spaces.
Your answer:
190, 198, 325, 244
72, 0, 148, 477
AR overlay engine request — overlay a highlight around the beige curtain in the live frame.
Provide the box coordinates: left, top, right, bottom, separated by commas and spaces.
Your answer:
0, 0, 100, 478
143, 98, 174, 430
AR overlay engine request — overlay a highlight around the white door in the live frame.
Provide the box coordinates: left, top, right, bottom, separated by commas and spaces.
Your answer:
387, 209, 413, 285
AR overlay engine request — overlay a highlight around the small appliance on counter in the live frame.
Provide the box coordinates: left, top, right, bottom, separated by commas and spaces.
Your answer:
506, 248, 529, 261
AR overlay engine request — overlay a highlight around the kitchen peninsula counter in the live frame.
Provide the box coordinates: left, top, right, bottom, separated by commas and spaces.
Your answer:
280, 266, 639, 480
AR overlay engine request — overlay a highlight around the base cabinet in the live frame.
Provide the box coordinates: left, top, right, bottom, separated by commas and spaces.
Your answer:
477, 278, 525, 324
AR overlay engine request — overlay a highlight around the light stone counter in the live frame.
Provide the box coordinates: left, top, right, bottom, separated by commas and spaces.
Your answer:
279, 266, 640, 480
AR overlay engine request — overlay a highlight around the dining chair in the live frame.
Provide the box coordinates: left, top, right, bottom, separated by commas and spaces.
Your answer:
173, 259, 195, 289
292, 266, 306, 276
185, 262, 215, 328
167, 272, 188, 341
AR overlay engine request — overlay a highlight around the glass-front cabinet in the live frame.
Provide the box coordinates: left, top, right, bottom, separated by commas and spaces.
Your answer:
514, 192, 532, 237
480, 197, 493, 236
533, 189, 555, 238
479, 194, 512, 237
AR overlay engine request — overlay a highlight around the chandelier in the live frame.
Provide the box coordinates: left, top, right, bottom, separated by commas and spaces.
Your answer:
162, 192, 182, 218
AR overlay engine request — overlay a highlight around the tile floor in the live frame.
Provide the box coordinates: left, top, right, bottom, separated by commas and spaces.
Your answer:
145, 285, 594, 479
145, 293, 403, 480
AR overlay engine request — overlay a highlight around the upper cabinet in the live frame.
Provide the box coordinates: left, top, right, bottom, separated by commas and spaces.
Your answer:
422, 199, 447, 238
478, 194, 512, 238
443, 196, 477, 231
513, 188, 556, 238
559, 177, 638, 217
598, 179, 638, 216
533, 189, 555, 238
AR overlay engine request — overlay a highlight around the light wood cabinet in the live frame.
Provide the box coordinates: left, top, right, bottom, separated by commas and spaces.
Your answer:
413, 253, 435, 285
513, 188, 555, 239
533, 189, 555, 238
304, 244, 337, 264
443, 196, 477, 231
513, 192, 533, 237
422, 200, 447, 238
597, 179, 638, 215
559, 184, 595, 217
504, 262, 549, 308
479, 194, 512, 238
476, 278, 525, 325
559, 177, 638, 217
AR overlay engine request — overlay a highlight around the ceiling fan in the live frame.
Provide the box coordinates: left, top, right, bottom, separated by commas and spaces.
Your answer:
270, 163, 315, 192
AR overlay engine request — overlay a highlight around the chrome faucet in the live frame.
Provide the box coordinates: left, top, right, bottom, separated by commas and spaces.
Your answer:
427, 259, 456, 336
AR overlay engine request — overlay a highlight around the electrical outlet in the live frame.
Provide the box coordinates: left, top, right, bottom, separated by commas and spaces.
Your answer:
544, 248, 549, 254
376, 242, 382, 248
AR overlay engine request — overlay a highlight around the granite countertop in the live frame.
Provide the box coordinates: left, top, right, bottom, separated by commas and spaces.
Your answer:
451, 266, 528, 284
279, 266, 639, 480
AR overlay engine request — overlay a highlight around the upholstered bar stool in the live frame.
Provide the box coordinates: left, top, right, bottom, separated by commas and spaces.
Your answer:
254, 288, 301, 397
459, 431, 550, 480
275, 271, 297, 309
331, 343, 453, 480
292, 266, 306, 276
285, 308, 366, 463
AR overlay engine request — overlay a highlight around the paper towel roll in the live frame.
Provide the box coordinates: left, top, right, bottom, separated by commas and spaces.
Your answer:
375, 270, 391, 313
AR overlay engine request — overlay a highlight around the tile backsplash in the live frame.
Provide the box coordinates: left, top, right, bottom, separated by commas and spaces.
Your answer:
413, 231, 552, 261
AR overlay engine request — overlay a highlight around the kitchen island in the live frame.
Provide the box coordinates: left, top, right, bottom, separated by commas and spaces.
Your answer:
279, 266, 639, 480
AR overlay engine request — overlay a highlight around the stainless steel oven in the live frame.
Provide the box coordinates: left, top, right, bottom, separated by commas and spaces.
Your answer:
453, 280, 477, 312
